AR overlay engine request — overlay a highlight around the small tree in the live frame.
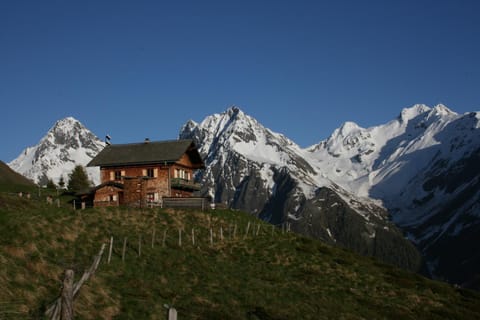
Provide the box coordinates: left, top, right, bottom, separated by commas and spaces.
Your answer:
67, 165, 92, 193
46, 178, 56, 189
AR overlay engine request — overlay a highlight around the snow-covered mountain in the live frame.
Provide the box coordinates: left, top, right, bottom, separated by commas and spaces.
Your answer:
180, 104, 480, 288
8, 104, 479, 288
305, 104, 480, 286
306, 104, 477, 208
180, 107, 421, 271
9, 117, 105, 186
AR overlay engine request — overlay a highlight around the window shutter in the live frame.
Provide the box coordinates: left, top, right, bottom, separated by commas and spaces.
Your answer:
154, 168, 158, 178
142, 169, 147, 176
154, 192, 159, 201
121, 170, 126, 177
110, 171, 115, 181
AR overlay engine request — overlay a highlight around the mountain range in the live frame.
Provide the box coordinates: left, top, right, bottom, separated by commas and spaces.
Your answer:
8, 104, 480, 289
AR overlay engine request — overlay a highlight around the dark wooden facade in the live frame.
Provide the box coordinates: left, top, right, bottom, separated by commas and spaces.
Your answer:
87, 139, 204, 207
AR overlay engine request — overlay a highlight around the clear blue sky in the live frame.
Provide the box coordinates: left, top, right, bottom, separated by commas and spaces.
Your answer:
1, 0, 479, 162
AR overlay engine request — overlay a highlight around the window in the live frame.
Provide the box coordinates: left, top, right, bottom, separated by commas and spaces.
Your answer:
174, 168, 189, 180
114, 171, 122, 180
146, 193, 155, 202
146, 168, 154, 178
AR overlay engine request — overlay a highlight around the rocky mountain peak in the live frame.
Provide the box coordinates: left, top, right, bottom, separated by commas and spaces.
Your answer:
338, 121, 361, 135
227, 105, 242, 117
43, 117, 101, 150
432, 103, 455, 116
181, 107, 271, 156
9, 117, 105, 186
398, 104, 431, 123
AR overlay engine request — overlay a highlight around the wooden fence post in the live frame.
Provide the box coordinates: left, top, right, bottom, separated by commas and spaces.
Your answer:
152, 228, 156, 249
60, 269, 74, 320
244, 222, 251, 239
162, 229, 168, 247
138, 235, 142, 257
72, 243, 106, 298
178, 229, 182, 247
45, 244, 106, 320
122, 237, 127, 262
168, 307, 177, 320
108, 236, 113, 264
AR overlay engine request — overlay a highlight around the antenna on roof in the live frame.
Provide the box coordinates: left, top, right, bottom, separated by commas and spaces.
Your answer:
105, 134, 111, 145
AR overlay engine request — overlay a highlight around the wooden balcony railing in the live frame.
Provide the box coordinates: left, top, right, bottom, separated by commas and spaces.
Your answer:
170, 178, 201, 191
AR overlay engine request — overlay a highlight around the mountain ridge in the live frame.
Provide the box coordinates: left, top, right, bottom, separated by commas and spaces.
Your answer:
7, 103, 480, 288
179, 106, 422, 271
180, 104, 480, 287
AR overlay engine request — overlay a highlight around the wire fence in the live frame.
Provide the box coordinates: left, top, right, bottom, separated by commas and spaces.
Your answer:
42, 219, 293, 319
2, 191, 294, 319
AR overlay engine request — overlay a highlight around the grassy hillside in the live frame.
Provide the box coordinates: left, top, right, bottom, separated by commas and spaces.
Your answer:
0, 160, 36, 192
1, 193, 480, 319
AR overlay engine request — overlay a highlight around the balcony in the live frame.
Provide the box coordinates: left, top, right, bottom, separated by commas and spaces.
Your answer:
170, 178, 201, 191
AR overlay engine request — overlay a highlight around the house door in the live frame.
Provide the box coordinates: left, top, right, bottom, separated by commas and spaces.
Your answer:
118, 192, 124, 205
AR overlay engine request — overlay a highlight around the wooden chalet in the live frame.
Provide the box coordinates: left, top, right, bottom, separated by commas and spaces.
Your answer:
86, 139, 205, 207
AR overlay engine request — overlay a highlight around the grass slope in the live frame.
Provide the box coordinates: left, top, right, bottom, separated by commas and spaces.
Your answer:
0, 161, 35, 192
0, 193, 479, 319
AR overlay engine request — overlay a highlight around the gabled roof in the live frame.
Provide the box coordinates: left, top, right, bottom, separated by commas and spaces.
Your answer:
87, 139, 205, 168
76, 181, 125, 196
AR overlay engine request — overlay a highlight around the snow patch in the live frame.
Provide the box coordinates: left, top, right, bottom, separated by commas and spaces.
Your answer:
326, 228, 336, 242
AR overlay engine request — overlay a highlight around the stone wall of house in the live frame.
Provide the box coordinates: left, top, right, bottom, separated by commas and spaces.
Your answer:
97, 163, 198, 206
93, 185, 123, 207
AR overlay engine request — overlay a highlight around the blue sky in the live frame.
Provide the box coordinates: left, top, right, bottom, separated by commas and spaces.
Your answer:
1, 0, 479, 162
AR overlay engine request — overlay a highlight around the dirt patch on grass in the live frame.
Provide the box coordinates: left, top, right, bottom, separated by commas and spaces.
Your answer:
4, 245, 26, 259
